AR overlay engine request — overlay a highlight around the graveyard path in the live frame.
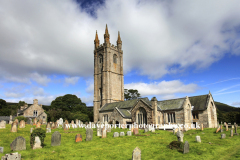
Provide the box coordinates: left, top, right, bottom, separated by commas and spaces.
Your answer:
218, 143, 240, 160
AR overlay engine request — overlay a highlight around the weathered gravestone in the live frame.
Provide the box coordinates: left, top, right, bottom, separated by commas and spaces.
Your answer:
151, 128, 155, 132
196, 136, 201, 143
46, 128, 51, 133
97, 126, 102, 136
0, 147, 3, 153
51, 122, 56, 129
27, 118, 32, 125
32, 136, 42, 149
183, 141, 189, 154
46, 123, 51, 129
120, 132, 125, 136
102, 127, 107, 138
1, 152, 21, 160
113, 132, 119, 138
19, 120, 25, 128
127, 131, 132, 136
234, 124, 239, 135
75, 119, 79, 126
132, 147, 141, 160
86, 128, 93, 141
226, 124, 228, 131
0, 120, 6, 129
176, 131, 184, 142
216, 126, 220, 133
231, 129, 233, 137
133, 128, 139, 135
221, 134, 226, 139
144, 128, 148, 133
10, 136, 26, 151
75, 134, 82, 142
11, 122, 17, 133
30, 128, 33, 133
51, 131, 61, 146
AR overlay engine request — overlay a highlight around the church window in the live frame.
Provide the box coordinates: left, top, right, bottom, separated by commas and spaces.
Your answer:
192, 111, 199, 119
99, 54, 103, 63
137, 107, 147, 125
167, 112, 175, 123
113, 54, 117, 63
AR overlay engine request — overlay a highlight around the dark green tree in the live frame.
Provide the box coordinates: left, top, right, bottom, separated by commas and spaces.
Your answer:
124, 89, 141, 101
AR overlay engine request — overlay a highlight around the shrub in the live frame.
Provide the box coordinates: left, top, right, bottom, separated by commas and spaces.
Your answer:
15, 116, 28, 122
169, 141, 184, 152
30, 128, 46, 148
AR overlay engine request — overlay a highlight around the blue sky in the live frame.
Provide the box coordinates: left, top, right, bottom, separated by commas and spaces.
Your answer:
0, 0, 240, 107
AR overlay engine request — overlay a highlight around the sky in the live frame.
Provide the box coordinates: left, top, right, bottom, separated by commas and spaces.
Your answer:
0, 0, 240, 107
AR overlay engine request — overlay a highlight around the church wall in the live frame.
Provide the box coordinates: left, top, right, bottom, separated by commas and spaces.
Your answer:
131, 100, 153, 124
99, 111, 113, 123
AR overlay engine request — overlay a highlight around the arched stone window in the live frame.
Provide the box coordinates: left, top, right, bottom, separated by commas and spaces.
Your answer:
99, 54, 103, 63
136, 107, 147, 125
113, 54, 117, 64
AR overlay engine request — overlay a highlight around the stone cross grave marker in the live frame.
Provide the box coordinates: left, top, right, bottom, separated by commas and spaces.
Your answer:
183, 141, 189, 154
113, 132, 119, 138
86, 128, 93, 141
51, 131, 61, 146
75, 134, 82, 142
196, 136, 201, 143
10, 136, 26, 151
132, 147, 141, 160
33, 136, 42, 149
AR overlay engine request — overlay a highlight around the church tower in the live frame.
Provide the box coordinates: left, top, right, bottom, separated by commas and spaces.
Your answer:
93, 25, 124, 122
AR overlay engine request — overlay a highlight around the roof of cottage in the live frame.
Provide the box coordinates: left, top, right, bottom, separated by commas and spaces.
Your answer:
189, 94, 209, 111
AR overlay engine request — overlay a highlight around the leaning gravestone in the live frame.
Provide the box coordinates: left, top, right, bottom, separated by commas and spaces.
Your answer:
0, 146, 3, 153
11, 122, 17, 133
32, 136, 42, 149
183, 141, 189, 154
10, 136, 26, 151
196, 136, 201, 143
176, 131, 184, 142
86, 128, 93, 141
51, 131, 61, 146
0, 120, 6, 129
132, 147, 141, 160
113, 132, 119, 138
75, 134, 82, 142
221, 134, 226, 139
127, 131, 132, 136
1, 152, 21, 160
120, 132, 125, 136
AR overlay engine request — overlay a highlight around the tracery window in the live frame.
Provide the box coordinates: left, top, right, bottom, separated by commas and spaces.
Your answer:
113, 54, 117, 63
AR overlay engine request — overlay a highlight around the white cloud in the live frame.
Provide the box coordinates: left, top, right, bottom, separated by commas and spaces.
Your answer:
232, 102, 240, 107
0, 0, 239, 82
30, 73, 51, 86
32, 87, 45, 96
64, 76, 80, 86
125, 80, 199, 100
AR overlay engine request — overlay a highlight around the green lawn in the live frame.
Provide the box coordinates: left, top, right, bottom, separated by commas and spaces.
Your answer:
0, 124, 240, 160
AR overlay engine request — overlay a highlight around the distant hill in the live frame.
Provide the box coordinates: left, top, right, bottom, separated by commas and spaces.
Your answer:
215, 101, 240, 112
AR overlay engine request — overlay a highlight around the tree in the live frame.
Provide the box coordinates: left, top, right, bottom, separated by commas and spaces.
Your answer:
124, 89, 141, 101
0, 99, 7, 110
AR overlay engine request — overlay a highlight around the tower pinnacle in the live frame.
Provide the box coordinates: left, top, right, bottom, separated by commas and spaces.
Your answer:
104, 24, 110, 44
94, 30, 99, 48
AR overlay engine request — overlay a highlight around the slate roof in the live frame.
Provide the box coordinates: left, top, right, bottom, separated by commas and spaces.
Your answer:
100, 97, 150, 112
117, 108, 132, 119
189, 94, 209, 111
157, 98, 185, 110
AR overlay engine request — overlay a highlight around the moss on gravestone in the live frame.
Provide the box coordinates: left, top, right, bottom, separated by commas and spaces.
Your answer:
30, 128, 46, 148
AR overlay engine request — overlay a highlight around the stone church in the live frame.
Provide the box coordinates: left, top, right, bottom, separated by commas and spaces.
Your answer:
93, 25, 218, 129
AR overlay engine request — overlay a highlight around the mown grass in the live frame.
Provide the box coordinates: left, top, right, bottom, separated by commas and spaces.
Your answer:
0, 125, 240, 160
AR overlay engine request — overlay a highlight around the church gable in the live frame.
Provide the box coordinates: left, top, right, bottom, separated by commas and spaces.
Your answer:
189, 94, 209, 111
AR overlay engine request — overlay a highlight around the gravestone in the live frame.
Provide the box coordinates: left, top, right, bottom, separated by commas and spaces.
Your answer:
33, 136, 42, 149
19, 120, 25, 128
51, 131, 61, 146
220, 129, 223, 132
113, 132, 119, 138
216, 126, 220, 133
102, 127, 107, 138
133, 128, 139, 135
58, 118, 63, 126
120, 132, 125, 136
46, 128, 51, 133
27, 118, 32, 125
75, 134, 82, 142
127, 131, 132, 136
46, 123, 51, 129
226, 124, 228, 131
151, 128, 155, 132
221, 134, 226, 139
30, 128, 33, 133
0, 147, 3, 153
11, 122, 17, 132
196, 136, 201, 143
63, 123, 69, 130
144, 128, 148, 133
201, 124, 203, 131
51, 122, 56, 129
75, 119, 79, 125
1, 152, 21, 160
231, 129, 233, 137
86, 128, 93, 141
176, 131, 184, 142
97, 126, 102, 136
183, 141, 189, 154
36, 122, 41, 128
33, 118, 37, 125
10, 136, 26, 151
0, 120, 6, 129
234, 124, 239, 135
132, 147, 141, 160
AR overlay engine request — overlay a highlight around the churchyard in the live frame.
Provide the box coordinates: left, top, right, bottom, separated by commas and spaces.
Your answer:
0, 120, 240, 160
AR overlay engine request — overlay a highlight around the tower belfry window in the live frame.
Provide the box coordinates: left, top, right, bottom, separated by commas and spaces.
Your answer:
99, 54, 103, 63
113, 54, 117, 63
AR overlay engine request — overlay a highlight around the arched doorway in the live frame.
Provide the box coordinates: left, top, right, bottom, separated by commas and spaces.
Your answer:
136, 107, 147, 125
